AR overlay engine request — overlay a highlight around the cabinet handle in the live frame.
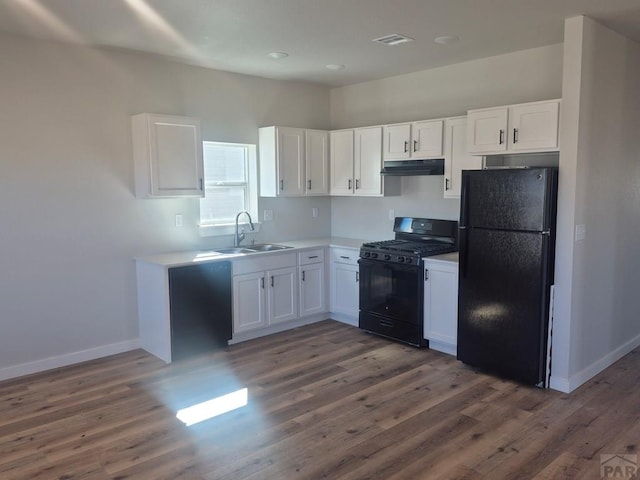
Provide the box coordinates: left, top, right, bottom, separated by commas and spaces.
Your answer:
445, 178, 450, 191
270, 276, 274, 287
499, 129, 504, 145
261, 277, 265, 289
340, 255, 350, 259
348, 179, 352, 190
413, 140, 418, 152
355, 179, 360, 190
513, 128, 519, 144
404, 141, 408, 153
280, 179, 284, 191
308, 255, 319, 259
424, 268, 429, 281
356, 272, 360, 282
308, 179, 312, 190
199, 178, 203, 191
302, 270, 305, 282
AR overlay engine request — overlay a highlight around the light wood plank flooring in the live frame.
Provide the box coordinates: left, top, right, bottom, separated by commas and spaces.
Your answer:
1, 320, 638, 479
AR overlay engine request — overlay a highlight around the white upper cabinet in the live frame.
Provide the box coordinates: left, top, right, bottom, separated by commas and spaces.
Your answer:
329, 127, 400, 197
304, 129, 329, 195
329, 129, 354, 196
354, 126, 384, 196
443, 117, 482, 199
259, 126, 305, 197
509, 101, 560, 152
132, 113, 204, 198
383, 119, 444, 160
467, 99, 560, 155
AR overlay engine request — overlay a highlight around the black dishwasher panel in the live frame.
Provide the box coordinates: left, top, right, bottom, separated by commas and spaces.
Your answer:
168, 261, 232, 361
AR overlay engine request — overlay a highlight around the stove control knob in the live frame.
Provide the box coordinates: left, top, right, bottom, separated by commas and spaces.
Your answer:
364, 251, 370, 258
384, 254, 391, 260
397, 256, 404, 263
405, 257, 413, 264
371, 253, 378, 259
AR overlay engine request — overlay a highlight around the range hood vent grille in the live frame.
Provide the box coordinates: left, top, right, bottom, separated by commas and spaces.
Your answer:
380, 158, 445, 176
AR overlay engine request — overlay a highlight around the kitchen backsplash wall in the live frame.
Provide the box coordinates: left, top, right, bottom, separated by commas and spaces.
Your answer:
328, 44, 564, 239
331, 176, 460, 240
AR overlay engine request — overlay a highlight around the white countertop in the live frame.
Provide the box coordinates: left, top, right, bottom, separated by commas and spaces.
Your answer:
424, 251, 459, 263
135, 236, 367, 268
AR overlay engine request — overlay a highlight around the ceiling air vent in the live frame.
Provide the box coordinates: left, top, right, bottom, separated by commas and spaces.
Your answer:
372, 34, 414, 46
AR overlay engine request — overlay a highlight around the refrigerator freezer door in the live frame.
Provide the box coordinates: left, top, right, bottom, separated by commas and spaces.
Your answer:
460, 168, 556, 232
457, 228, 551, 385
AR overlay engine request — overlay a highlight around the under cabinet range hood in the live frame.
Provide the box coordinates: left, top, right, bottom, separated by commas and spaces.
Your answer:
380, 158, 445, 176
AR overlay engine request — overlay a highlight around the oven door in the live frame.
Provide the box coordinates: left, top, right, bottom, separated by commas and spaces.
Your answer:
358, 258, 424, 346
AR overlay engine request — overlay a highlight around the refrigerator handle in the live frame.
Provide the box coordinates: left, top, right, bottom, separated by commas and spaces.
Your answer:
459, 228, 468, 279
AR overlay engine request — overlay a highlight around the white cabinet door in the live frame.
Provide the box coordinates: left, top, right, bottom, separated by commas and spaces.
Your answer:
354, 126, 383, 196
277, 127, 305, 196
330, 129, 355, 195
443, 117, 483, 199
330, 263, 359, 318
267, 266, 298, 325
132, 113, 204, 198
467, 107, 508, 154
305, 129, 329, 195
233, 271, 266, 333
383, 123, 411, 160
259, 126, 305, 197
508, 101, 559, 152
412, 120, 444, 158
299, 262, 325, 317
424, 260, 458, 355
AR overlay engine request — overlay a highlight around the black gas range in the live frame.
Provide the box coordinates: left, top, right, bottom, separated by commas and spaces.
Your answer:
358, 217, 458, 347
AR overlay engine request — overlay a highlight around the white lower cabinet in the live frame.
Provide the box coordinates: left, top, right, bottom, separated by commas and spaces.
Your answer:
232, 253, 298, 334
423, 258, 459, 355
298, 249, 327, 317
329, 247, 360, 324
233, 271, 267, 333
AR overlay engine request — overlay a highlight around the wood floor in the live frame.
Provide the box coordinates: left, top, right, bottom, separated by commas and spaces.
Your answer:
1, 320, 638, 480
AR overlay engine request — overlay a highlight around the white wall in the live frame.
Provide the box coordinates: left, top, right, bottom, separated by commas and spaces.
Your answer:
0, 34, 331, 378
329, 44, 564, 239
552, 17, 640, 391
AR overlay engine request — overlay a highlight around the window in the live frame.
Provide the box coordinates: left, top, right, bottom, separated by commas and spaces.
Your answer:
199, 141, 258, 234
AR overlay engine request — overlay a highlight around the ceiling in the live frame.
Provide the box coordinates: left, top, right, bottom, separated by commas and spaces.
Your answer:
1, 0, 640, 87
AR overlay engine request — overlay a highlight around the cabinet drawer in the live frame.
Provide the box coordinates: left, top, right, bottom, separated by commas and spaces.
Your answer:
330, 247, 359, 265
298, 248, 325, 265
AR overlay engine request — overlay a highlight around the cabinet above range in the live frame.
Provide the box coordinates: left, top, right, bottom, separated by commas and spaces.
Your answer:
383, 119, 444, 160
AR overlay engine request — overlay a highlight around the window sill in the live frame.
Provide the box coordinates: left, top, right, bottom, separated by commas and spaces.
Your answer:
199, 221, 262, 237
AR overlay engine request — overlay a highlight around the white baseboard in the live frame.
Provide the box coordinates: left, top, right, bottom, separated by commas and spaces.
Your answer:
550, 331, 640, 393
228, 314, 329, 345
329, 312, 358, 327
0, 339, 140, 382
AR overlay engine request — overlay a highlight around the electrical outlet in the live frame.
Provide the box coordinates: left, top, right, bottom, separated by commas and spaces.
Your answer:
389, 209, 395, 221
263, 209, 274, 222
312, 207, 319, 218
175, 214, 183, 227
575, 224, 586, 241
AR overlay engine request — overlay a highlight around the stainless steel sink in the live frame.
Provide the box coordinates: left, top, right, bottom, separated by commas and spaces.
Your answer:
211, 244, 292, 255
214, 247, 256, 254
247, 244, 293, 252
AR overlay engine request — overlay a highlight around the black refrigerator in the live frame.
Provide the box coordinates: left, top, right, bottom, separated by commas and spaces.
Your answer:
457, 167, 558, 386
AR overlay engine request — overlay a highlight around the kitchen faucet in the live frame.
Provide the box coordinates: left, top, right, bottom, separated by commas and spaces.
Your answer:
235, 211, 255, 246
